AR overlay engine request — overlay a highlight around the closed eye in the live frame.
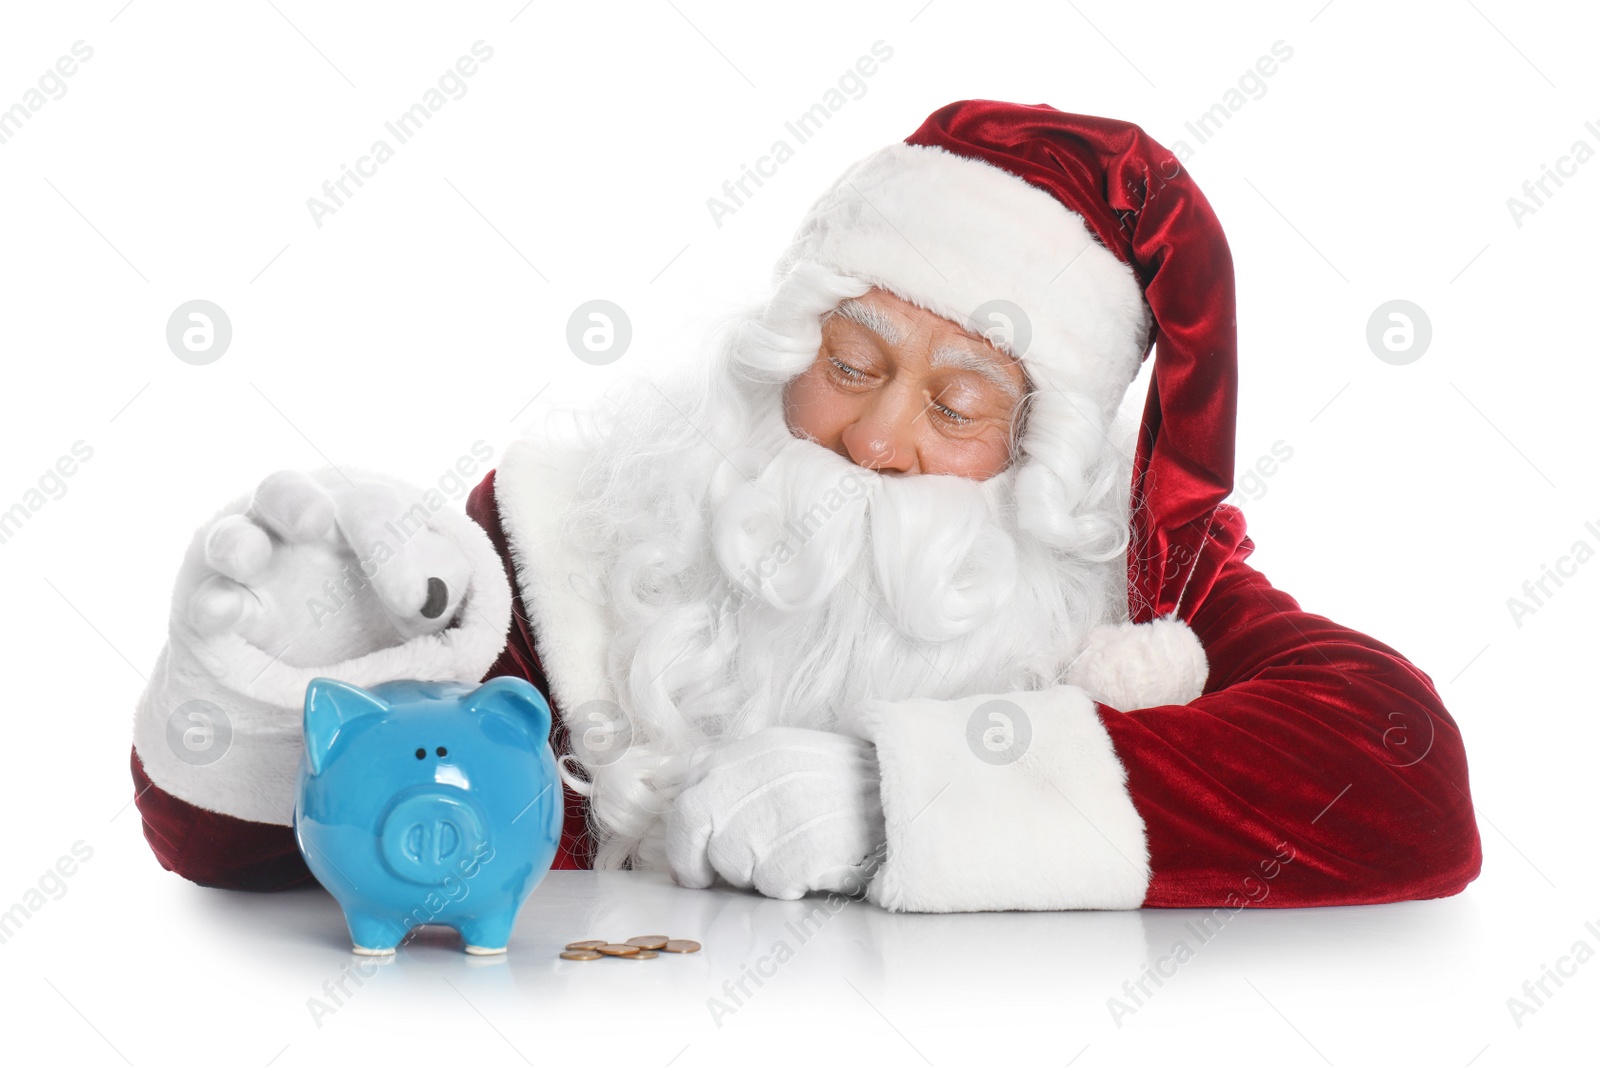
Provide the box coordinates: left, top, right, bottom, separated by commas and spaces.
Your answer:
828, 355, 868, 381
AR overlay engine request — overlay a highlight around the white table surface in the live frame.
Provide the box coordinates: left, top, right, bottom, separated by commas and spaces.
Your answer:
4, 827, 1591, 1067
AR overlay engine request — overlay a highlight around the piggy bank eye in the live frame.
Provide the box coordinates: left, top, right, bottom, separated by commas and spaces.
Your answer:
414, 748, 426, 760
436, 746, 448, 757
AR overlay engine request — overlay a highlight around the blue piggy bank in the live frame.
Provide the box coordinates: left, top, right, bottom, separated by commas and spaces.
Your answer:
293, 676, 563, 956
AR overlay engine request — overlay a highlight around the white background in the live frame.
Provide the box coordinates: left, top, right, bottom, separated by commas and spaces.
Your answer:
1, 1, 1596, 1064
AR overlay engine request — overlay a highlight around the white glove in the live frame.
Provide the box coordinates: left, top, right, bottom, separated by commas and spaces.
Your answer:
132, 465, 512, 826
188, 468, 474, 666
666, 727, 886, 900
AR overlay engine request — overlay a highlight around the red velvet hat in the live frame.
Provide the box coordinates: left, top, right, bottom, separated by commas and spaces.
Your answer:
772, 99, 1238, 625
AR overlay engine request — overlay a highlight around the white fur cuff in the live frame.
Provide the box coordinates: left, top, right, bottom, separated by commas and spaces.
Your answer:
839, 686, 1151, 913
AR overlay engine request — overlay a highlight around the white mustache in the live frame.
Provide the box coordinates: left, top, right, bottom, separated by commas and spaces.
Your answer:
710, 437, 1022, 642
870, 471, 1020, 641
711, 438, 873, 612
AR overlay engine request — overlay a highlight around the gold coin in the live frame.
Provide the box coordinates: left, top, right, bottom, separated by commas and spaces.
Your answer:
661, 939, 702, 953
625, 935, 669, 949
595, 944, 640, 956
565, 940, 606, 951
559, 950, 603, 961
617, 949, 659, 960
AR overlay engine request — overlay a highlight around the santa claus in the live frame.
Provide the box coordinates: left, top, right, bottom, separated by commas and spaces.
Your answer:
130, 101, 1483, 912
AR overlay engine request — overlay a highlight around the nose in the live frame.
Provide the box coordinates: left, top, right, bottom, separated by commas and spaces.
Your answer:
380, 790, 487, 885
838, 394, 919, 474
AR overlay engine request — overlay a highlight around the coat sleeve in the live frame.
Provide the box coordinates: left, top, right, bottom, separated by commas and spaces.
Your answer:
840, 504, 1484, 912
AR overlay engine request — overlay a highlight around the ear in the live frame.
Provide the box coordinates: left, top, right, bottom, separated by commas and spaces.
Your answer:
303, 677, 390, 776
461, 676, 552, 747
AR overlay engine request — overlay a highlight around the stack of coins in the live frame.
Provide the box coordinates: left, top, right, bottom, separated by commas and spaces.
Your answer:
559, 935, 702, 961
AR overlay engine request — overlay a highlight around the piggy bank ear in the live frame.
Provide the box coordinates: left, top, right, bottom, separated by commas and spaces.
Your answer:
462, 676, 552, 747
303, 677, 389, 776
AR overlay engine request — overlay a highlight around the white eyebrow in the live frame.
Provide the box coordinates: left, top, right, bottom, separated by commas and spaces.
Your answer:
827, 299, 908, 345
827, 299, 1024, 403
929, 343, 1024, 403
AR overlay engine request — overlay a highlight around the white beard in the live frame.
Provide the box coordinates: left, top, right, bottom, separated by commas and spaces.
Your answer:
705, 431, 1108, 732
546, 280, 1136, 869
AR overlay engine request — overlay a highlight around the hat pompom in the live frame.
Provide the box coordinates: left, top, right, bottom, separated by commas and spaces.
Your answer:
1064, 615, 1209, 710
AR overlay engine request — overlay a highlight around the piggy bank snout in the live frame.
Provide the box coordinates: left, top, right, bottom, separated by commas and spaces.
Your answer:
379, 790, 488, 885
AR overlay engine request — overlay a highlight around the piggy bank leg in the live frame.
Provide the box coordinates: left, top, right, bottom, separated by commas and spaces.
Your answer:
346, 911, 407, 956
458, 913, 516, 955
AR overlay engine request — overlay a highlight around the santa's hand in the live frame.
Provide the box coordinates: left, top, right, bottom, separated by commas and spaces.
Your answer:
666, 727, 886, 900
134, 465, 511, 826
184, 469, 472, 665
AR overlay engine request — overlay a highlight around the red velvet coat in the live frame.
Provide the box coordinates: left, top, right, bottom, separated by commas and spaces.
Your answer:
130, 469, 1483, 906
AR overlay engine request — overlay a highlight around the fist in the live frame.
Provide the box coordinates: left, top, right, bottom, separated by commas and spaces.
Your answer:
185, 469, 473, 667
666, 727, 885, 900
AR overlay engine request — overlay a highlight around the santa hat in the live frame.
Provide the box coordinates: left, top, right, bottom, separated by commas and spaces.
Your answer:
770, 99, 1238, 627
